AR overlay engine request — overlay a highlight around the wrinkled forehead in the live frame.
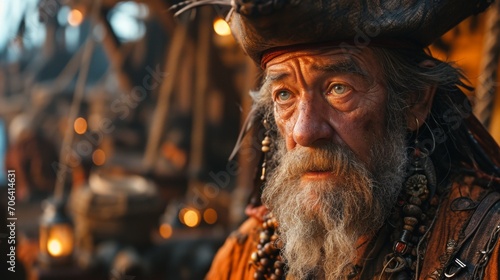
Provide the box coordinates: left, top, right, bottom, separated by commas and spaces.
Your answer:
263, 46, 383, 82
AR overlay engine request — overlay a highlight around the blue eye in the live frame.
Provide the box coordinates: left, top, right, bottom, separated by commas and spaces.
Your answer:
277, 90, 291, 101
330, 84, 348, 95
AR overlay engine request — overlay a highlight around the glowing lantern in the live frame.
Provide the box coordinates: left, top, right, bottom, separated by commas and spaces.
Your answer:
213, 18, 231, 36
39, 199, 74, 266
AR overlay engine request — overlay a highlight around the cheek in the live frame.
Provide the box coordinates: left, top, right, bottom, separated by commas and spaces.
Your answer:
334, 107, 387, 163
361, 113, 385, 138
355, 90, 388, 141
273, 108, 287, 136
274, 106, 297, 149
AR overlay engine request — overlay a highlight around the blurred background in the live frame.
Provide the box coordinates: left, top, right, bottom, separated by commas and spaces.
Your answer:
0, 1, 498, 280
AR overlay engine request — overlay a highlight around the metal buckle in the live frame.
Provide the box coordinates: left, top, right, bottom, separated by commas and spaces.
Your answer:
444, 258, 467, 278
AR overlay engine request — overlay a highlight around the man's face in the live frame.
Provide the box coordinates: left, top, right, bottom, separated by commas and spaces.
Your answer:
263, 47, 388, 171
260, 47, 408, 279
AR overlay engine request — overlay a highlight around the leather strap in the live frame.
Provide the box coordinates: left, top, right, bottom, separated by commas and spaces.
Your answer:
444, 191, 500, 279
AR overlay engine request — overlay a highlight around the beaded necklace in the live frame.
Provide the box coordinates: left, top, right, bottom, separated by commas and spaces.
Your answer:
249, 213, 285, 280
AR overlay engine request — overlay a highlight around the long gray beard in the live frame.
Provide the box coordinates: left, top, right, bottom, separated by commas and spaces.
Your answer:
262, 130, 407, 279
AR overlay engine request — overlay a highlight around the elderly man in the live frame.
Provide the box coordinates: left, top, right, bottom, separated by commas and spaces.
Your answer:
203, 1, 500, 279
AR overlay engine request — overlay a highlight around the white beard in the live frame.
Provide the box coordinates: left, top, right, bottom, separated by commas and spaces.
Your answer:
262, 132, 407, 279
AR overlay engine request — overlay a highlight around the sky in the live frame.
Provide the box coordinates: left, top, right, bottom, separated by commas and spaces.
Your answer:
0, 0, 147, 61
0, 0, 46, 61
0, 1, 26, 50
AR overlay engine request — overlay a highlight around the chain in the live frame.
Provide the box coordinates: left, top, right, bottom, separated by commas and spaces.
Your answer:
472, 222, 500, 279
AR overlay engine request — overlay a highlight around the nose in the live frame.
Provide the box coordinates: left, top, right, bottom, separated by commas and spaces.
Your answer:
292, 98, 335, 147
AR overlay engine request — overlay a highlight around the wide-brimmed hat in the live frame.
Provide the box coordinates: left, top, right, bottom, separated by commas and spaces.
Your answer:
226, 0, 493, 65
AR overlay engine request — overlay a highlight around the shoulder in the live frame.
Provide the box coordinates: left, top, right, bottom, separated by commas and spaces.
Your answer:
205, 217, 262, 280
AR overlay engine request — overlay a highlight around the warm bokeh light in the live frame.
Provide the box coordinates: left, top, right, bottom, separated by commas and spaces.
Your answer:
74, 117, 87, 134
159, 223, 173, 239
47, 239, 63, 257
45, 225, 74, 258
183, 209, 200, 228
178, 208, 187, 224
203, 208, 218, 224
213, 18, 231, 36
92, 149, 106, 166
68, 9, 83, 27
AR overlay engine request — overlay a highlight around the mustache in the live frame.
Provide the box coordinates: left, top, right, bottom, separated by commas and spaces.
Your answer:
278, 142, 364, 177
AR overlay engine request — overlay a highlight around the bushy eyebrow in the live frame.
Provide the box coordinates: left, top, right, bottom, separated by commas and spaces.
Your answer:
311, 59, 367, 77
265, 72, 289, 82
260, 72, 288, 95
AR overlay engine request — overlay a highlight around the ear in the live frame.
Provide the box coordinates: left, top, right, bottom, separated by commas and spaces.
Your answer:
406, 60, 437, 131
